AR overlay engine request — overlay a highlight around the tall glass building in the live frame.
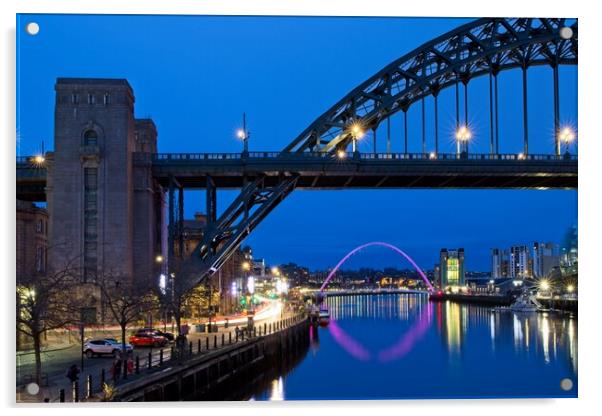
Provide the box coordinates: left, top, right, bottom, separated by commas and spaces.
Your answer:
439, 248, 465, 288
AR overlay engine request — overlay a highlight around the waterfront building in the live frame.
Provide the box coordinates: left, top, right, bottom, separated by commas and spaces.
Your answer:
532, 242, 560, 278
509, 245, 531, 279
252, 259, 266, 277
16, 200, 49, 280
561, 225, 578, 269
439, 248, 465, 288
48, 78, 164, 286
434, 263, 441, 288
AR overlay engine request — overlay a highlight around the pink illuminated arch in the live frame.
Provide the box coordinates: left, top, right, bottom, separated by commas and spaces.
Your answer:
319, 241, 434, 292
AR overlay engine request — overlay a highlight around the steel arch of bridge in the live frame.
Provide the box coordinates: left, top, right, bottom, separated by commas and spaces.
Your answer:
284, 17, 577, 155
189, 17, 578, 282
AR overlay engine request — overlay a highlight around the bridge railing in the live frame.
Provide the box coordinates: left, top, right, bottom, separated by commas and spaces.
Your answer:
18, 152, 578, 167
146, 151, 578, 163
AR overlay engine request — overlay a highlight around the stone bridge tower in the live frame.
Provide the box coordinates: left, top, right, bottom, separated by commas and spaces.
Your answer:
48, 78, 164, 288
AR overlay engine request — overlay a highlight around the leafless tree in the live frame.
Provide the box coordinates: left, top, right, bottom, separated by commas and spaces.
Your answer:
161, 258, 210, 353
96, 272, 158, 357
16, 257, 82, 386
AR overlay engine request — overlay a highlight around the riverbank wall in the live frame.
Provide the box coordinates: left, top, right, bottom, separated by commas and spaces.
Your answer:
430, 293, 578, 314
112, 316, 310, 402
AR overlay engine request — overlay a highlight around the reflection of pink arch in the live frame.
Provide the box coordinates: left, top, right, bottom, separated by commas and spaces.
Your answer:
319, 242, 434, 292
328, 302, 433, 362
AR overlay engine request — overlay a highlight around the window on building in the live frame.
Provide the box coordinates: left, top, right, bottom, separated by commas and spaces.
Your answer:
87, 93, 95, 105
71, 93, 78, 104
36, 219, 43, 234
447, 258, 459, 286
83, 167, 98, 282
36, 246, 46, 273
103, 92, 110, 105
84, 130, 98, 146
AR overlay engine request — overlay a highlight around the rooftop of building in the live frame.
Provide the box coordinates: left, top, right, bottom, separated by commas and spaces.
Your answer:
56, 77, 132, 87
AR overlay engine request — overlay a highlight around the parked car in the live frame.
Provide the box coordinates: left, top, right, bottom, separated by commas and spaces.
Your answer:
84, 338, 133, 358
139, 328, 175, 342
129, 330, 168, 347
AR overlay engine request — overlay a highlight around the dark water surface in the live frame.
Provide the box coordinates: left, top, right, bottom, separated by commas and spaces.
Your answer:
251, 294, 577, 400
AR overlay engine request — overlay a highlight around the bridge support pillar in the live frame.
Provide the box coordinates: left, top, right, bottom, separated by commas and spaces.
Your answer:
206, 175, 217, 230
178, 186, 184, 256
372, 127, 377, 154
522, 65, 529, 155
553, 62, 560, 156
168, 175, 175, 273
387, 116, 391, 155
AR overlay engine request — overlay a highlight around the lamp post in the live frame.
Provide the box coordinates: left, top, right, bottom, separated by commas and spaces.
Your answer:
349, 122, 365, 154
558, 127, 576, 157
237, 113, 250, 155
455, 126, 472, 158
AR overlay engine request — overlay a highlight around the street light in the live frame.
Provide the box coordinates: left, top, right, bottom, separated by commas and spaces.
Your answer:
271, 266, 280, 276
336, 149, 347, 159
349, 121, 365, 153
32, 155, 45, 165
566, 284, 575, 293
455, 126, 472, 156
242, 261, 251, 271
237, 113, 250, 153
155, 254, 164, 263
558, 127, 576, 155
540, 279, 550, 291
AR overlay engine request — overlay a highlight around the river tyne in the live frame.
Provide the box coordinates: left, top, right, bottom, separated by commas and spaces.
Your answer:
248, 294, 577, 400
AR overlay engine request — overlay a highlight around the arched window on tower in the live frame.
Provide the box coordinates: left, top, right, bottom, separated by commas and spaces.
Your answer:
84, 130, 98, 146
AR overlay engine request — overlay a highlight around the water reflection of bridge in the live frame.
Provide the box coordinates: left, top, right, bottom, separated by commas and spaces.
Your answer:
321, 288, 428, 297
325, 294, 577, 375
326, 293, 427, 321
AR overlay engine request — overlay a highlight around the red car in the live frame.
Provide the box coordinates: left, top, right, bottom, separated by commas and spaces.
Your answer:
129, 330, 168, 348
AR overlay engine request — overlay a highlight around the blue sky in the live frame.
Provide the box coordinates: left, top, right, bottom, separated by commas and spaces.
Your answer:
16, 14, 577, 271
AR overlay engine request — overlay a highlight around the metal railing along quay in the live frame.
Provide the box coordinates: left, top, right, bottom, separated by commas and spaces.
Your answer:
19, 312, 307, 403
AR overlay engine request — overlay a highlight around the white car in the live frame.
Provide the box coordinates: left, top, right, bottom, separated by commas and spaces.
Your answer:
84, 338, 133, 358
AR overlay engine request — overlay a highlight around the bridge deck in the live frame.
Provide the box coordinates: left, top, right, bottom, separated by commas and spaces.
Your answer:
16, 152, 578, 201
144, 152, 578, 190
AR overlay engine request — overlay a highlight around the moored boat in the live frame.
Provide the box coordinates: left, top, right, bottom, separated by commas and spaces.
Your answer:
492, 291, 542, 313
318, 306, 330, 326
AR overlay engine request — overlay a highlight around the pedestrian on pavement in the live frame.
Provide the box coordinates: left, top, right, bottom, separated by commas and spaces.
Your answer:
126, 357, 134, 375
66, 364, 80, 384
110, 358, 122, 382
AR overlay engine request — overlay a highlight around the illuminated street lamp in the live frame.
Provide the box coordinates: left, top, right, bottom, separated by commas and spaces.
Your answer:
242, 261, 251, 272
558, 127, 576, 155
271, 266, 280, 276
336, 149, 347, 159
540, 279, 550, 291
455, 126, 472, 156
155, 254, 164, 263
237, 113, 250, 153
32, 155, 45, 165
349, 121, 365, 153
566, 284, 575, 293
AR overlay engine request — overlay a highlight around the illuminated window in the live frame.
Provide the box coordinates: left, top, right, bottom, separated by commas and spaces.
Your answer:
447, 258, 459, 286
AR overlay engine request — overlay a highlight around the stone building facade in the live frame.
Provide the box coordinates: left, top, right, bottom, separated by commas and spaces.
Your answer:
47, 78, 165, 287
16, 200, 48, 280
174, 212, 245, 315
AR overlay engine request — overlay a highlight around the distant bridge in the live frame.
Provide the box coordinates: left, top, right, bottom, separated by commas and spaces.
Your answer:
320, 288, 429, 297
